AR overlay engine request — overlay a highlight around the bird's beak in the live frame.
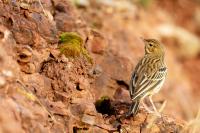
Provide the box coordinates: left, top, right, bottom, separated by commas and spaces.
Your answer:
140, 37, 147, 44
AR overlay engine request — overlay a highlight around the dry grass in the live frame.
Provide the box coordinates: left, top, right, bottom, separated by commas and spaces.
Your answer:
182, 108, 200, 133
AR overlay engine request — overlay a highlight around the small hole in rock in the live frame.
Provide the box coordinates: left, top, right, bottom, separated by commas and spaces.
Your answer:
95, 96, 115, 115
49, 53, 54, 58
19, 54, 28, 59
0, 31, 4, 39
116, 80, 129, 89
76, 83, 81, 91
33, 87, 37, 93
7, 18, 13, 27
73, 127, 88, 133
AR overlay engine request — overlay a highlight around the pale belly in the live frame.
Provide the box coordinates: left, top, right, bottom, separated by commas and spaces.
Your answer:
153, 77, 165, 94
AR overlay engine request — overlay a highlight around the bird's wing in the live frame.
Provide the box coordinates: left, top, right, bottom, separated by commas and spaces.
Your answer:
129, 60, 141, 99
131, 66, 167, 101
129, 71, 137, 98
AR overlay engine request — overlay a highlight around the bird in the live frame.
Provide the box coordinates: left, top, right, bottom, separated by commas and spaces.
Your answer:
126, 38, 167, 117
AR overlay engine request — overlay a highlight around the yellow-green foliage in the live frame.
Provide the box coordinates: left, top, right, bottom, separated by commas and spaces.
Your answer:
59, 32, 93, 63
95, 96, 110, 105
139, 0, 152, 8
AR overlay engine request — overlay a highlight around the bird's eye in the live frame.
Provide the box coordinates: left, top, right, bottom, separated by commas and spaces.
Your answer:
149, 43, 153, 47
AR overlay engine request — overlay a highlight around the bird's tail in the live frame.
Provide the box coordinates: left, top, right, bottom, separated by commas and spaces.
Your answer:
126, 100, 140, 117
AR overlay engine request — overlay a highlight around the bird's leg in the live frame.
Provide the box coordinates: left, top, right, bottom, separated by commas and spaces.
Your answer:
141, 98, 154, 114
149, 95, 160, 117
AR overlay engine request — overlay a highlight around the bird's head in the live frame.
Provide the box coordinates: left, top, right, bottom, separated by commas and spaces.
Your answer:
142, 39, 164, 56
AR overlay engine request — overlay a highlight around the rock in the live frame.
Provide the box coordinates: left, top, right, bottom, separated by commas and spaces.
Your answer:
54, 13, 76, 32
2, 70, 13, 78
17, 46, 33, 63
0, 31, 4, 39
13, 27, 34, 45
113, 87, 130, 102
88, 65, 103, 77
27, 12, 57, 43
89, 30, 107, 54
101, 54, 132, 83
78, 76, 90, 90
0, 99, 25, 132
72, 0, 90, 8
20, 63, 36, 74
93, 53, 132, 98
54, 0, 77, 32
81, 114, 95, 125
0, 76, 6, 87
96, 0, 136, 12
157, 24, 200, 59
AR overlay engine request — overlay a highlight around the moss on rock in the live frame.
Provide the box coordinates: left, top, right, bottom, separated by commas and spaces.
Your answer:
59, 32, 93, 63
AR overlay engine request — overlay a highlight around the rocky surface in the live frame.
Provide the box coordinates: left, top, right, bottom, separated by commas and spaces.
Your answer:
0, 0, 199, 132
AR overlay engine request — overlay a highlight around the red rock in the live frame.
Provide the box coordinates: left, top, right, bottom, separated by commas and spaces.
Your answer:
90, 31, 107, 54
113, 87, 130, 102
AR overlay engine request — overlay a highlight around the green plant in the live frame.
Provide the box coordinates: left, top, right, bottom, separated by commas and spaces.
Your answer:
59, 32, 93, 63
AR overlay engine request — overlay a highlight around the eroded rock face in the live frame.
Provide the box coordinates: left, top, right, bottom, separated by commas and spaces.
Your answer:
0, 0, 99, 132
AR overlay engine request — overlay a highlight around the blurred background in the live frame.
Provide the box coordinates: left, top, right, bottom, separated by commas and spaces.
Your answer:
71, 0, 200, 121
